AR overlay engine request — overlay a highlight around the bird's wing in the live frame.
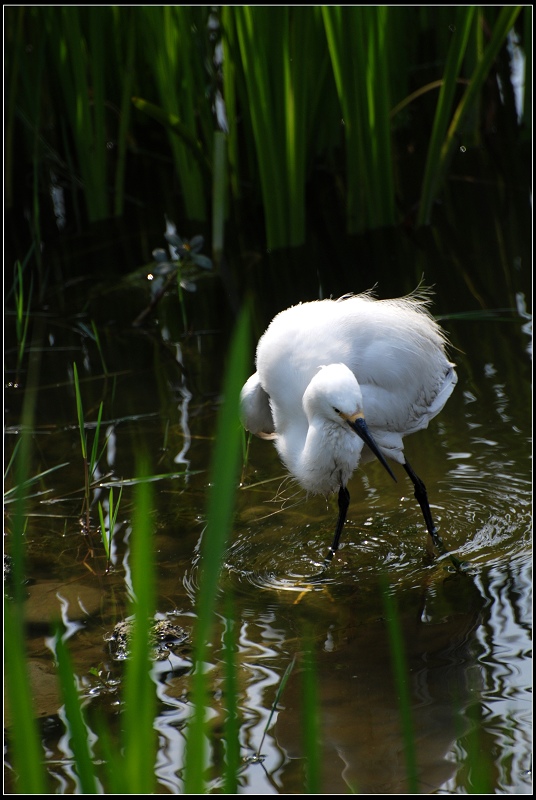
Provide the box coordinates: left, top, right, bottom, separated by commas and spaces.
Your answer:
239, 372, 276, 439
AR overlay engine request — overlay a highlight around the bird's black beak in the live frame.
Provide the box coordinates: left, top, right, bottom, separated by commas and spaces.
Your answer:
347, 415, 397, 483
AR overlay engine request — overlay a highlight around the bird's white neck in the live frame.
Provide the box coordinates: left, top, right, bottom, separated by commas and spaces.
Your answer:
276, 416, 362, 496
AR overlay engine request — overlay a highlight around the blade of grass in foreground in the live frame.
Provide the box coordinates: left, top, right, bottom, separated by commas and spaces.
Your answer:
184, 304, 250, 794
53, 631, 99, 793
254, 656, 296, 762
4, 603, 48, 794
382, 578, 418, 793
122, 460, 157, 794
4, 315, 48, 793
222, 596, 240, 793
301, 639, 321, 793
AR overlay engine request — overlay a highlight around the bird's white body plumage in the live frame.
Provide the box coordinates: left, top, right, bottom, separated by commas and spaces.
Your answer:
240, 291, 457, 497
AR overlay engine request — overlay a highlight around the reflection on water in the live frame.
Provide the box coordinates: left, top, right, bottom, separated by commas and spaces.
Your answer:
270, 572, 486, 794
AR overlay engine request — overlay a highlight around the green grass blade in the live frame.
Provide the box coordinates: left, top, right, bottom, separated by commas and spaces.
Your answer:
14, 260, 33, 372
3, 437, 22, 481
131, 96, 211, 177
212, 130, 227, 266
418, 6, 522, 225
109, 486, 121, 530
113, 9, 136, 217
135, 6, 210, 221
5, 7, 24, 210
222, 598, 240, 793
98, 500, 110, 560
256, 655, 296, 759
100, 486, 123, 561
440, 6, 523, 167
184, 303, 250, 793
4, 605, 48, 793
301, 641, 321, 793
4, 314, 48, 793
322, 6, 396, 233
53, 630, 99, 793
233, 7, 289, 247
90, 320, 109, 377
3, 461, 70, 503
382, 579, 418, 793
463, 709, 493, 793
417, 6, 476, 226
122, 459, 157, 794
72, 363, 87, 461
88, 8, 108, 216
88, 401, 104, 480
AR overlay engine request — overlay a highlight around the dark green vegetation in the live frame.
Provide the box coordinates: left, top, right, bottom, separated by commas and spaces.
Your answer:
4, 5, 531, 795
5, 6, 530, 251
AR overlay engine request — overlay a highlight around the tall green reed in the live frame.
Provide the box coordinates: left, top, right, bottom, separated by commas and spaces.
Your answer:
98, 486, 123, 568
135, 5, 214, 222
4, 606, 49, 794
301, 641, 321, 793
229, 6, 329, 248
322, 5, 396, 234
184, 303, 251, 792
5, 6, 528, 250
4, 317, 48, 793
12, 259, 33, 382
42, 7, 111, 221
111, 6, 137, 218
121, 463, 157, 794
382, 579, 418, 793
73, 362, 105, 531
53, 631, 99, 794
222, 597, 241, 793
418, 5, 523, 225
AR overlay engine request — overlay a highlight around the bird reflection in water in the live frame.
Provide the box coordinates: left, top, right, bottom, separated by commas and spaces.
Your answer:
269, 570, 487, 794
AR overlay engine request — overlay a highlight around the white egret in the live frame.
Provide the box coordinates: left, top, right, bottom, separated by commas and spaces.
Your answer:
240, 289, 458, 568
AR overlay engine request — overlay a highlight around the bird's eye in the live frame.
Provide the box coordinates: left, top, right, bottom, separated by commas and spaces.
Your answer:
333, 407, 341, 414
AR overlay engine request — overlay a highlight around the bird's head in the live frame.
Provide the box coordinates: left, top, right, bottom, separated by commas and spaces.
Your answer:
303, 364, 396, 482
303, 364, 364, 423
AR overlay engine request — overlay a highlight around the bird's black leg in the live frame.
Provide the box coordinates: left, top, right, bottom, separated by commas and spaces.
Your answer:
403, 459, 446, 554
403, 459, 463, 570
324, 486, 350, 566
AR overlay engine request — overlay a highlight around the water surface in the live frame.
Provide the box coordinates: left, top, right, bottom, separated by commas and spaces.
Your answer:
4, 212, 532, 793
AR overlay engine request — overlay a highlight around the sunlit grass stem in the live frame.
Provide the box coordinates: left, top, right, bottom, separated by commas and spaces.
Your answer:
184, 304, 250, 793
13, 260, 33, 381
418, 5, 523, 225
6, 6, 527, 245
53, 631, 99, 793
255, 656, 296, 760
4, 315, 48, 793
301, 640, 321, 793
382, 579, 419, 793
222, 598, 240, 793
98, 486, 123, 567
73, 362, 105, 530
121, 461, 157, 793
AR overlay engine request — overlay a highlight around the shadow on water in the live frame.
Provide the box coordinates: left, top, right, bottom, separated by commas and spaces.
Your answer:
268, 572, 488, 794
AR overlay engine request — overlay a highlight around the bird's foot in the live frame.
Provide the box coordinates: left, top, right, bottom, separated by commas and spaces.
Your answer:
426, 532, 469, 573
305, 550, 336, 583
